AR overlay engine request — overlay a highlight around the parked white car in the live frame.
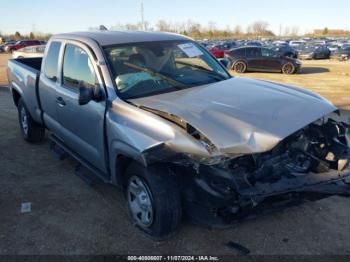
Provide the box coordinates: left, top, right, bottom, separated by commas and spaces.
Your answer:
289, 40, 306, 47
12, 45, 46, 59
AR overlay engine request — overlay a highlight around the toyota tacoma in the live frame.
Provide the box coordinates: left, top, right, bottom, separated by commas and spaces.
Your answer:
7, 31, 350, 239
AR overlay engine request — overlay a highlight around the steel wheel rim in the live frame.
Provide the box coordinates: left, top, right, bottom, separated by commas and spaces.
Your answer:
21, 107, 28, 135
127, 176, 154, 228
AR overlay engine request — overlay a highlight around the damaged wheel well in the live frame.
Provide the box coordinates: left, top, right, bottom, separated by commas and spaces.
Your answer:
115, 154, 134, 188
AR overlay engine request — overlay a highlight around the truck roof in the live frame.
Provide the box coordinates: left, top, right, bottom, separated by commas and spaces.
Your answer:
52, 31, 190, 46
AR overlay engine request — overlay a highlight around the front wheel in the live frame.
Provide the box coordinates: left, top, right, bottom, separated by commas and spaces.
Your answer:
18, 98, 45, 143
125, 163, 182, 240
282, 62, 295, 74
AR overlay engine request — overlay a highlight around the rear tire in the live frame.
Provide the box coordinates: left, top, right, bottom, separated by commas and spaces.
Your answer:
124, 163, 182, 240
282, 62, 295, 74
233, 61, 247, 73
18, 98, 45, 143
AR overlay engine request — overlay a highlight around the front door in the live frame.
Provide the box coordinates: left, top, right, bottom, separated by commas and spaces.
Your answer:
55, 42, 107, 173
260, 48, 282, 71
246, 47, 263, 70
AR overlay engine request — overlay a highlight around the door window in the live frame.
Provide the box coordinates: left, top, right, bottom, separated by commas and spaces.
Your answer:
246, 48, 261, 57
62, 44, 96, 90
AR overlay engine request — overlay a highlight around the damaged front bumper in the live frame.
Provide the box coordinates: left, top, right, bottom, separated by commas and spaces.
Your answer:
182, 165, 350, 226
178, 117, 350, 226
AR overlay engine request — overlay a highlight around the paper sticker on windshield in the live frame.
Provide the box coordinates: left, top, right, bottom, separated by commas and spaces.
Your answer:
178, 43, 203, 58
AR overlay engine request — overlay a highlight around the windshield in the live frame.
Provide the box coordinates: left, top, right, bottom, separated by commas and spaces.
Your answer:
104, 40, 231, 99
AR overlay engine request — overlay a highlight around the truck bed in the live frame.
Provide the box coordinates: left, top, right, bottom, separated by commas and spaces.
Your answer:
7, 57, 43, 124
15, 57, 42, 71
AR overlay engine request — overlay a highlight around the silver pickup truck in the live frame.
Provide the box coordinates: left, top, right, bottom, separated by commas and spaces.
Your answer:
7, 31, 350, 239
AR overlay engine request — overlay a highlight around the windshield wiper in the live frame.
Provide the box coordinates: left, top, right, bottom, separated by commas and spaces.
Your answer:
124, 62, 188, 88
176, 61, 228, 81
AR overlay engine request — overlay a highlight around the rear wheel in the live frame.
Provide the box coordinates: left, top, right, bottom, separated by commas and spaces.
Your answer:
18, 98, 45, 143
125, 163, 182, 240
282, 62, 295, 74
233, 61, 247, 73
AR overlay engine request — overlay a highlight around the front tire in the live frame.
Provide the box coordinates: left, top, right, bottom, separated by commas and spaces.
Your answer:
282, 62, 295, 74
18, 98, 45, 143
125, 163, 182, 240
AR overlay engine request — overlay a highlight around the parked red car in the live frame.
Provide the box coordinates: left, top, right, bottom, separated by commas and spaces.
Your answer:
5, 40, 41, 53
208, 45, 225, 58
208, 43, 236, 58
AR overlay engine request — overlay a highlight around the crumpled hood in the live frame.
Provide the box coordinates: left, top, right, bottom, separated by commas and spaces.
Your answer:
130, 77, 336, 154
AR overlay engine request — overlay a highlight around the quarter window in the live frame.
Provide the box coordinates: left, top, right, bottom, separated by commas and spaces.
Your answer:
262, 48, 278, 57
62, 44, 96, 90
43, 41, 61, 81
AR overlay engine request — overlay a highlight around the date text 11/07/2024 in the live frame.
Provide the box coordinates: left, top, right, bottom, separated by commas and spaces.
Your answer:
127, 256, 220, 261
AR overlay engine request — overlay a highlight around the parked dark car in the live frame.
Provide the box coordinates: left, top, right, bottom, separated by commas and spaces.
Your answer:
330, 47, 350, 61
297, 45, 331, 60
4, 40, 41, 53
245, 41, 262, 47
224, 46, 302, 74
270, 44, 298, 58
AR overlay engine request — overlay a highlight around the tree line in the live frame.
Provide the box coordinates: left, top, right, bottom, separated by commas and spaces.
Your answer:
2, 20, 349, 42
0, 31, 52, 42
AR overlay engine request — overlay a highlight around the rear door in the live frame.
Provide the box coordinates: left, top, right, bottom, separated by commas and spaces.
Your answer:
245, 47, 263, 70
260, 48, 282, 71
39, 41, 63, 136
55, 42, 107, 173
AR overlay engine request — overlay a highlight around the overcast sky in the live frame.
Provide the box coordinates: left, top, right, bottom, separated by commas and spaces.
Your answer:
1, 0, 349, 35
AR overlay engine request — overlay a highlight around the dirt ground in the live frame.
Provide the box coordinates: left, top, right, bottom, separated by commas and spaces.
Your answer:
1, 53, 350, 255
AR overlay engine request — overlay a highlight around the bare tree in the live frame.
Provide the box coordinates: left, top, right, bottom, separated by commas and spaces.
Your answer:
290, 26, 300, 37
207, 21, 217, 32
251, 21, 269, 35
233, 25, 243, 36
156, 20, 171, 32
284, 26, 291, 36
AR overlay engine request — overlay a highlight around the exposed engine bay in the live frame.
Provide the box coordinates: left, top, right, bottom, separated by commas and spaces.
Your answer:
224, 117, 349, 189
180, 116, 350, 225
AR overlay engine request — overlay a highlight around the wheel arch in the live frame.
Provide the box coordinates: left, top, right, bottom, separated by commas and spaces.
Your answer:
109, 142, 149, 187
11, 87, 21, 107
232, 59, 248, 71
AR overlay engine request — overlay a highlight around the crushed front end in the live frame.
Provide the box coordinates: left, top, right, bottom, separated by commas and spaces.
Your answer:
178, 116, 350, 226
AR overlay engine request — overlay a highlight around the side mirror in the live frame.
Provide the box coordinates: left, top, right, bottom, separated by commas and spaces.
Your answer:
78, 83, 103, 106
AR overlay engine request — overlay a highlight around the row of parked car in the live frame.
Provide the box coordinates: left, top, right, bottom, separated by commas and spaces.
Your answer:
0, 39, 47, 59
198, 38, 350, 74
200, 38, 350, 60
0, 39, 46, 53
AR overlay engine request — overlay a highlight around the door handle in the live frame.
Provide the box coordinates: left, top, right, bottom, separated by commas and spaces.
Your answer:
56, 97, 66, 106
